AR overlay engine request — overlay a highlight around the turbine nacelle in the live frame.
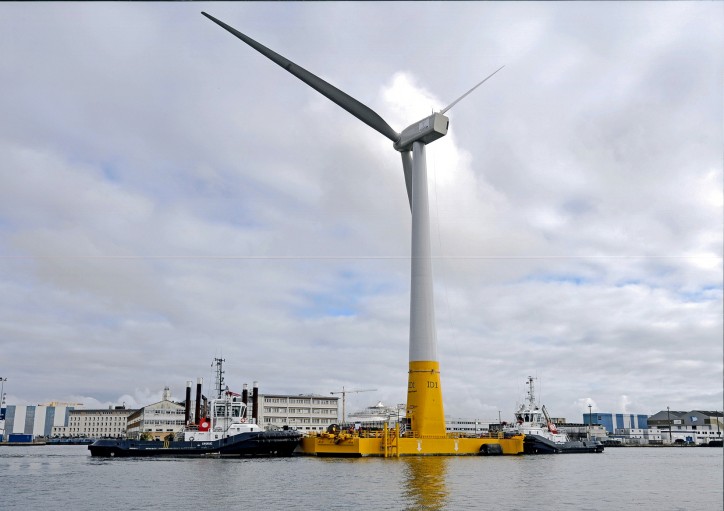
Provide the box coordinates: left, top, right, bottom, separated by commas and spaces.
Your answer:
393, 112, 449, 152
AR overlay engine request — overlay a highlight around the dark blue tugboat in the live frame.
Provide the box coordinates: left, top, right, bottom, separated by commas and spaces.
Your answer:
89, 361, 302, 457
506, 376, 604, 454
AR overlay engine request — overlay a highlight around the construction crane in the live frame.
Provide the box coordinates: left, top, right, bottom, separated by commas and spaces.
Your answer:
330, 387, 377, 423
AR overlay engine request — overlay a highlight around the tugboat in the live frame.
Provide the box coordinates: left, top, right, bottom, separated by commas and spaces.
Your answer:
506, 376, 604, 454
89, 361, 302, 457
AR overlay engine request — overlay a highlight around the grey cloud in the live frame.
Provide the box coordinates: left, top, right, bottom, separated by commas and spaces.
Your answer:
0, 3, 720, 423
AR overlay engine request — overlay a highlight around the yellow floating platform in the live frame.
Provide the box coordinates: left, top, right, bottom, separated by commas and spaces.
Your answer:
299, 424, 524, 457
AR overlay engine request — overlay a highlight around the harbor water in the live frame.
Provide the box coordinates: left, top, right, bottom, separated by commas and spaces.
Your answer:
1, 445, 721, 510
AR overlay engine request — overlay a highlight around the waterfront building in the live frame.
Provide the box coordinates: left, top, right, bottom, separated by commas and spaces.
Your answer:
3, 403, 76, 439
581, 412, 662, 444
610, 427, 663, 445
580, 409, 723, 445
126, 388, 186, 440
647, 410, 723, 445
445, 418, 497, 435
52, 406, 136, 439
254, 393, 339, 432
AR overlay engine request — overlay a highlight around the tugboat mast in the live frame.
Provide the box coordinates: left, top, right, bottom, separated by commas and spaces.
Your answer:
526, 376, 537, 408
213, 357, 226, 399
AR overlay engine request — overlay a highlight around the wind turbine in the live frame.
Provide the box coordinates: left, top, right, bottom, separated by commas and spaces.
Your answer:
202, 12, 502, 439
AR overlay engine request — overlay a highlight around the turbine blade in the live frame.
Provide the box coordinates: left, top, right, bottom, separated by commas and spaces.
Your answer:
439, 65, 504, 114
202, 12, 400, 143
401, 151, 413, 210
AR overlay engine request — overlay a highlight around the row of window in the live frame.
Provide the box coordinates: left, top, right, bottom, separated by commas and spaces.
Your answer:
69, 421, 125, 426
62, 427, 124, 432
53, 433, 124, 438
72, 411, 130, 416
652, 426, 721, 432
263, 397, 336, 406
263, 417, 337, 424
263, 408, 336, 415
70, 417, 126, 422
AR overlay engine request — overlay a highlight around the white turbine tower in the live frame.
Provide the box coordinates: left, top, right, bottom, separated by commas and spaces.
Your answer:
202, 12, 502, 438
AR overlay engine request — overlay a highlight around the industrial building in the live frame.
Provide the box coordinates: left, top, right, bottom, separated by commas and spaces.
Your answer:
647, 410, 723, 445
582, 412, 660, 444
582, 412, 649, 432
583, 410, 722, 445
3, 403, 76, 439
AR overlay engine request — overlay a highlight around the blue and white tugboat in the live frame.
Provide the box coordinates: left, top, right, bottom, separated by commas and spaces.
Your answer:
506, 376, 604, 454
89, 362, 301, 457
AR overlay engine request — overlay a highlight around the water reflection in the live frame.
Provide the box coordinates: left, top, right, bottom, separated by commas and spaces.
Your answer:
402, 456, 449, 510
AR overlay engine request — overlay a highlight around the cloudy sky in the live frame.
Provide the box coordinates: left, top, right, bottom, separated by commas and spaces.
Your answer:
1, 2, 721, 423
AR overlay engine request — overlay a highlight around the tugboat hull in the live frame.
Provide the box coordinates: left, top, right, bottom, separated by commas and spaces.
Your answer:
89, 430, 302, 457
523, 434, 604, 454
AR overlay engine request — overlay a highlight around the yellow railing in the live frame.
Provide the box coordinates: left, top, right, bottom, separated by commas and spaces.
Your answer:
305, 428, 519, 442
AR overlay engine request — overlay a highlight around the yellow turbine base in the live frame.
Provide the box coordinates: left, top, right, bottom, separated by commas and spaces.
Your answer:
299, 428, 524, 457
406, 360, 446, 437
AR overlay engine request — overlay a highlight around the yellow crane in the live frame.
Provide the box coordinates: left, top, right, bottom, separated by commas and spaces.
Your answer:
330, 387, 377, 423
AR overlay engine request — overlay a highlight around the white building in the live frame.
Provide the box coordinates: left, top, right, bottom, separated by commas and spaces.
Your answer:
612, 427, 663, 445
126, 395, 186, 440
255, 394, 339, 432
446, 418, 496, 435
52, 406, 136, 439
